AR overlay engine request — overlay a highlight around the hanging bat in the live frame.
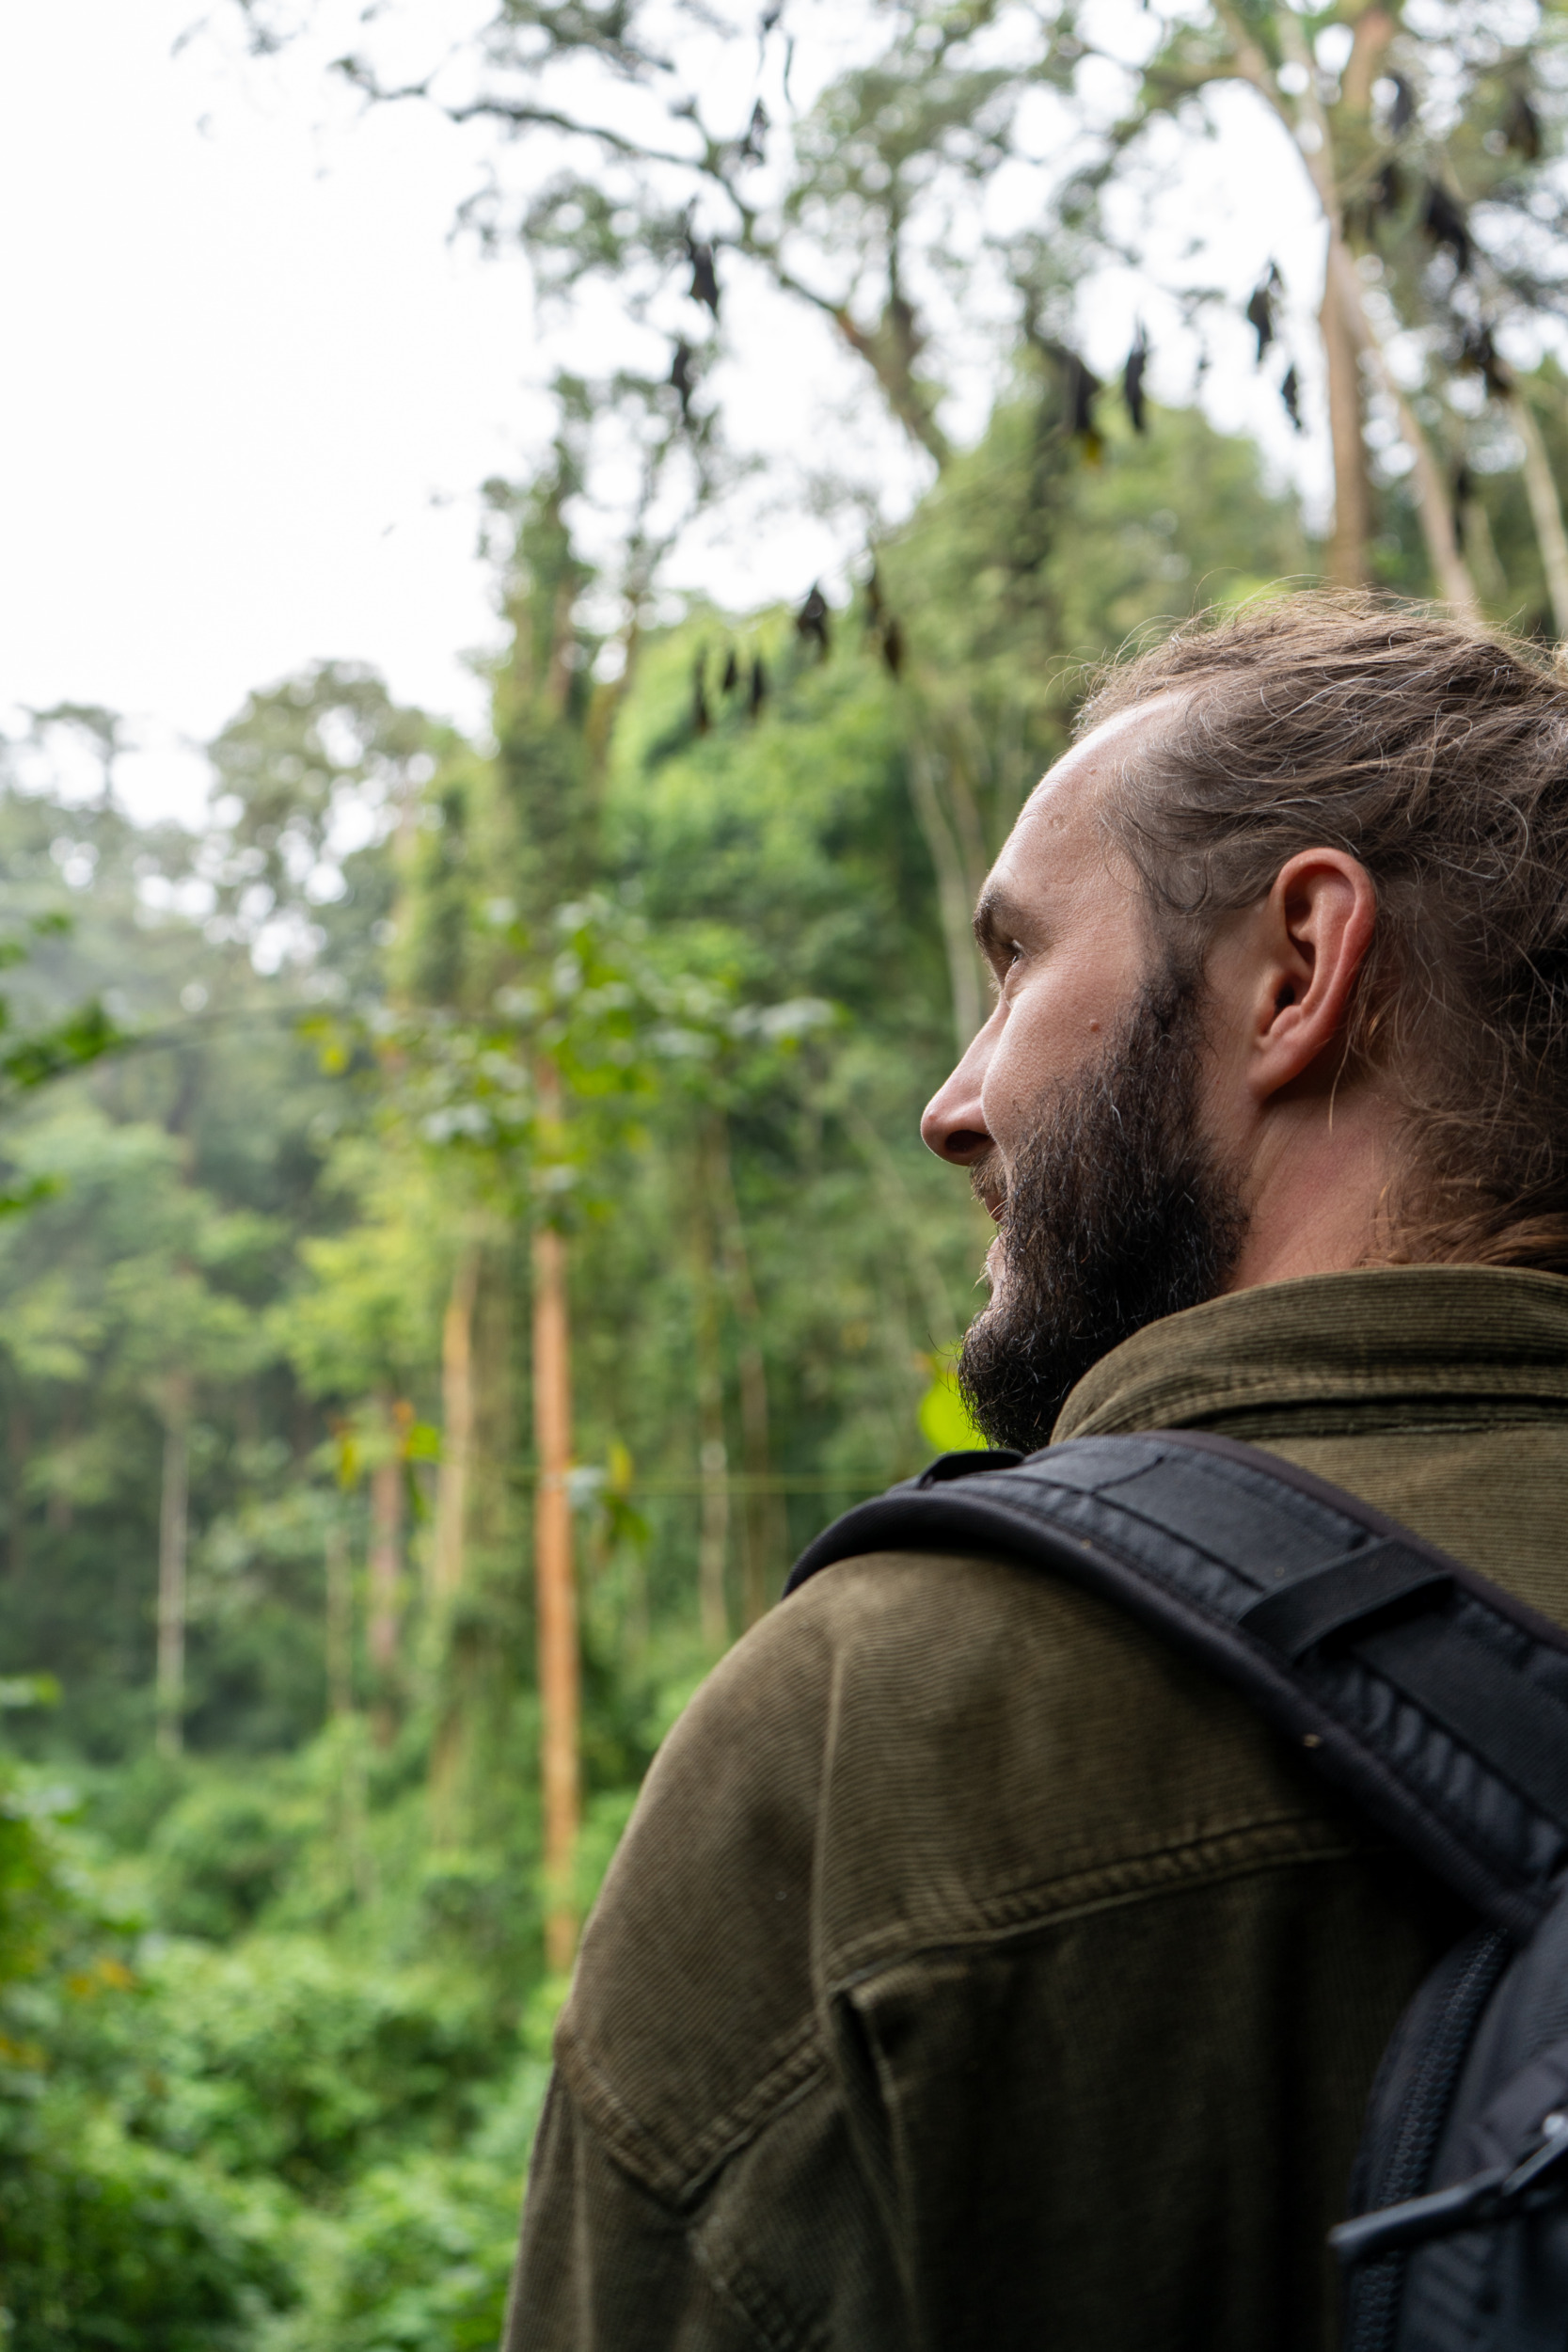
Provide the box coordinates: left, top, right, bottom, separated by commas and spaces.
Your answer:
669, 340, 696, 421
795, 584, 831, 658
1279, 363, 1304, 433
687, 234, 721, 317
1421, 181, 1471, 274
1062, 351, 1102, 460
1245, 264, 1282, 364
1123, 326, 1150, 434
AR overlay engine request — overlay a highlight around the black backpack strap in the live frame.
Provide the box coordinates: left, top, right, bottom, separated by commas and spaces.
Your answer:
784, 1431, 1568, 1939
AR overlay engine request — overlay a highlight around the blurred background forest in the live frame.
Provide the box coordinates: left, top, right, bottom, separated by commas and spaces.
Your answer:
4, 0, 1568, 2342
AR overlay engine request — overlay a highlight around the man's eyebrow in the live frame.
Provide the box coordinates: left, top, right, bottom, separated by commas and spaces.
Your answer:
973, 886, 1024, 956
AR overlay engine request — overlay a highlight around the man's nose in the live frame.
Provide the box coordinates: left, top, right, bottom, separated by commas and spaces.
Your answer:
921, 1039, 993, 1165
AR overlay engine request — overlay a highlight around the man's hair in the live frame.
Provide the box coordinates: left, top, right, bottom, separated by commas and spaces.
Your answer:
1079, 592, 1568, 1272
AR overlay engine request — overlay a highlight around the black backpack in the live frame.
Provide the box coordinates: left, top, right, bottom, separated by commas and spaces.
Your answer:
786, 1430, 1568, 2352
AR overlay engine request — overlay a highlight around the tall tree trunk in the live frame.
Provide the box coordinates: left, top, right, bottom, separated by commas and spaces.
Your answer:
7, 1403, 28, 1578
367, 1399, 404, 1744
325, 1520, 354, 1720
1512, 393, 1568, 644
905, 736, 985, 1054
692, 1175, 730, 1648
1321, 276, 1371, 588
429, 1232, 515, 1849
532, 1211, 580, 1974
156, 1386, 191, 1758
432, 1248, 480, 1602
1233, 12, 1483, 624
706, 1115, 781, 1629
697, 1433, 729, 1648
839, 1097, 964, 1350
1324, 4, 1389, 593
1325, 243, 1481, 620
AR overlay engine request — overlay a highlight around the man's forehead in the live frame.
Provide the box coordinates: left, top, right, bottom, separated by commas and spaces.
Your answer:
1021, 694, 1180, 830
983, 697, 1173, 911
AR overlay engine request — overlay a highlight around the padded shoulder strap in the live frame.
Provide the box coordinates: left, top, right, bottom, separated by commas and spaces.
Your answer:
785, 1432, 1568, 1938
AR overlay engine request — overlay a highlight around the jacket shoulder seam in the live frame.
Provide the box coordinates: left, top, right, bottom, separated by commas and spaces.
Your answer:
555, 2008, 827, 2205
824, 1814, 1368, 1984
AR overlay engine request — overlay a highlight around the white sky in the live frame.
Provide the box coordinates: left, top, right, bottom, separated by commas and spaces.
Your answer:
0, 0, 1335, 829
0, 1, 546, 823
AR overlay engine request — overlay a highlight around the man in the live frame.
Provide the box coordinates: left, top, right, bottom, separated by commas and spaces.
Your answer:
506, 596, 1568, 2348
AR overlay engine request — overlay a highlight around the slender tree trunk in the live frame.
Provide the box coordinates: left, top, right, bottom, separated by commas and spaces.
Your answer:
691, 1172, 731, 1647
905, 736, 984, 1054
1231, 11, 1482, 623
367, 1401, 404, 1743
46, 1397, 77, 1532
1325, 246, 1482, 622
156, 1393, 191, 1758
1321, 275, 1371, 588
532, 1212, 581, 1974
707, 1116, 781, 1629
325, 1521, 354, 1720
1512, 394, 1568, 644
698, 1434, 729, 1648
325, 1521, 372, 1899
839, 1097, 963, 1349
939, 738, 990, 906
433, 1248, 480, 1602
1325, 5, 1389, 593
7, 1404, 28, 1578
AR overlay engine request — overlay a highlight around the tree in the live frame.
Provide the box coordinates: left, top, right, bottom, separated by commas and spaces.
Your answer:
277, 1143, 445, 1738
0, 1103, 279, 1753
230, 0, 1568, 630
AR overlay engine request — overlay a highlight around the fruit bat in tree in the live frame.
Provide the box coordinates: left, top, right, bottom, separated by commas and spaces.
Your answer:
670, 340, 695, 422
1461, 325, 1512, 399
796, 584, 831, 658
1421, 181, 1471, 274
1123, 326, 1150, 434
1062, 351, 1102, 461
1280, 364, 1304, 433
687, 233, 721, 317
1504, 86, 1542, 161
1245, 265, 1282, 365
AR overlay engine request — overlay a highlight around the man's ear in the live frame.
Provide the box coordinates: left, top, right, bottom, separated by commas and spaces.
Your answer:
1246, 850, 1377, 1103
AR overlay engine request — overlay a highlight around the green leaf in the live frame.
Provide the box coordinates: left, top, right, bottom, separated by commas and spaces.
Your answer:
918, 1359, 989, 1454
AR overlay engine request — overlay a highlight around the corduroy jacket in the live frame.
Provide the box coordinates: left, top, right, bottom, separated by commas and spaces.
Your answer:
506, 1267, 1568, 2350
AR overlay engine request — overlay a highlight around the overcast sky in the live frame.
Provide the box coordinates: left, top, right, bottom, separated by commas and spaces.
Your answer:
0, 3, 547, 821
0, 1, 1331, 829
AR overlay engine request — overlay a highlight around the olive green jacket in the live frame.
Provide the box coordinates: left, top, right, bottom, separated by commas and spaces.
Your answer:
506, 1268, 1568, 2351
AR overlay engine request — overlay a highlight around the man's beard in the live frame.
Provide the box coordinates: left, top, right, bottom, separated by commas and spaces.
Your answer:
957, 956, 1249, 1454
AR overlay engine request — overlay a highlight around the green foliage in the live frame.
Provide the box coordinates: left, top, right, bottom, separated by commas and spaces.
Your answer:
0, 364, 1503, 2346
0, 2120, 292, 2352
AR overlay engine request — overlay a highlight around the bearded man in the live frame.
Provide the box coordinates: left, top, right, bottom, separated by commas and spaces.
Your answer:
504, 597, 1568, 2348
